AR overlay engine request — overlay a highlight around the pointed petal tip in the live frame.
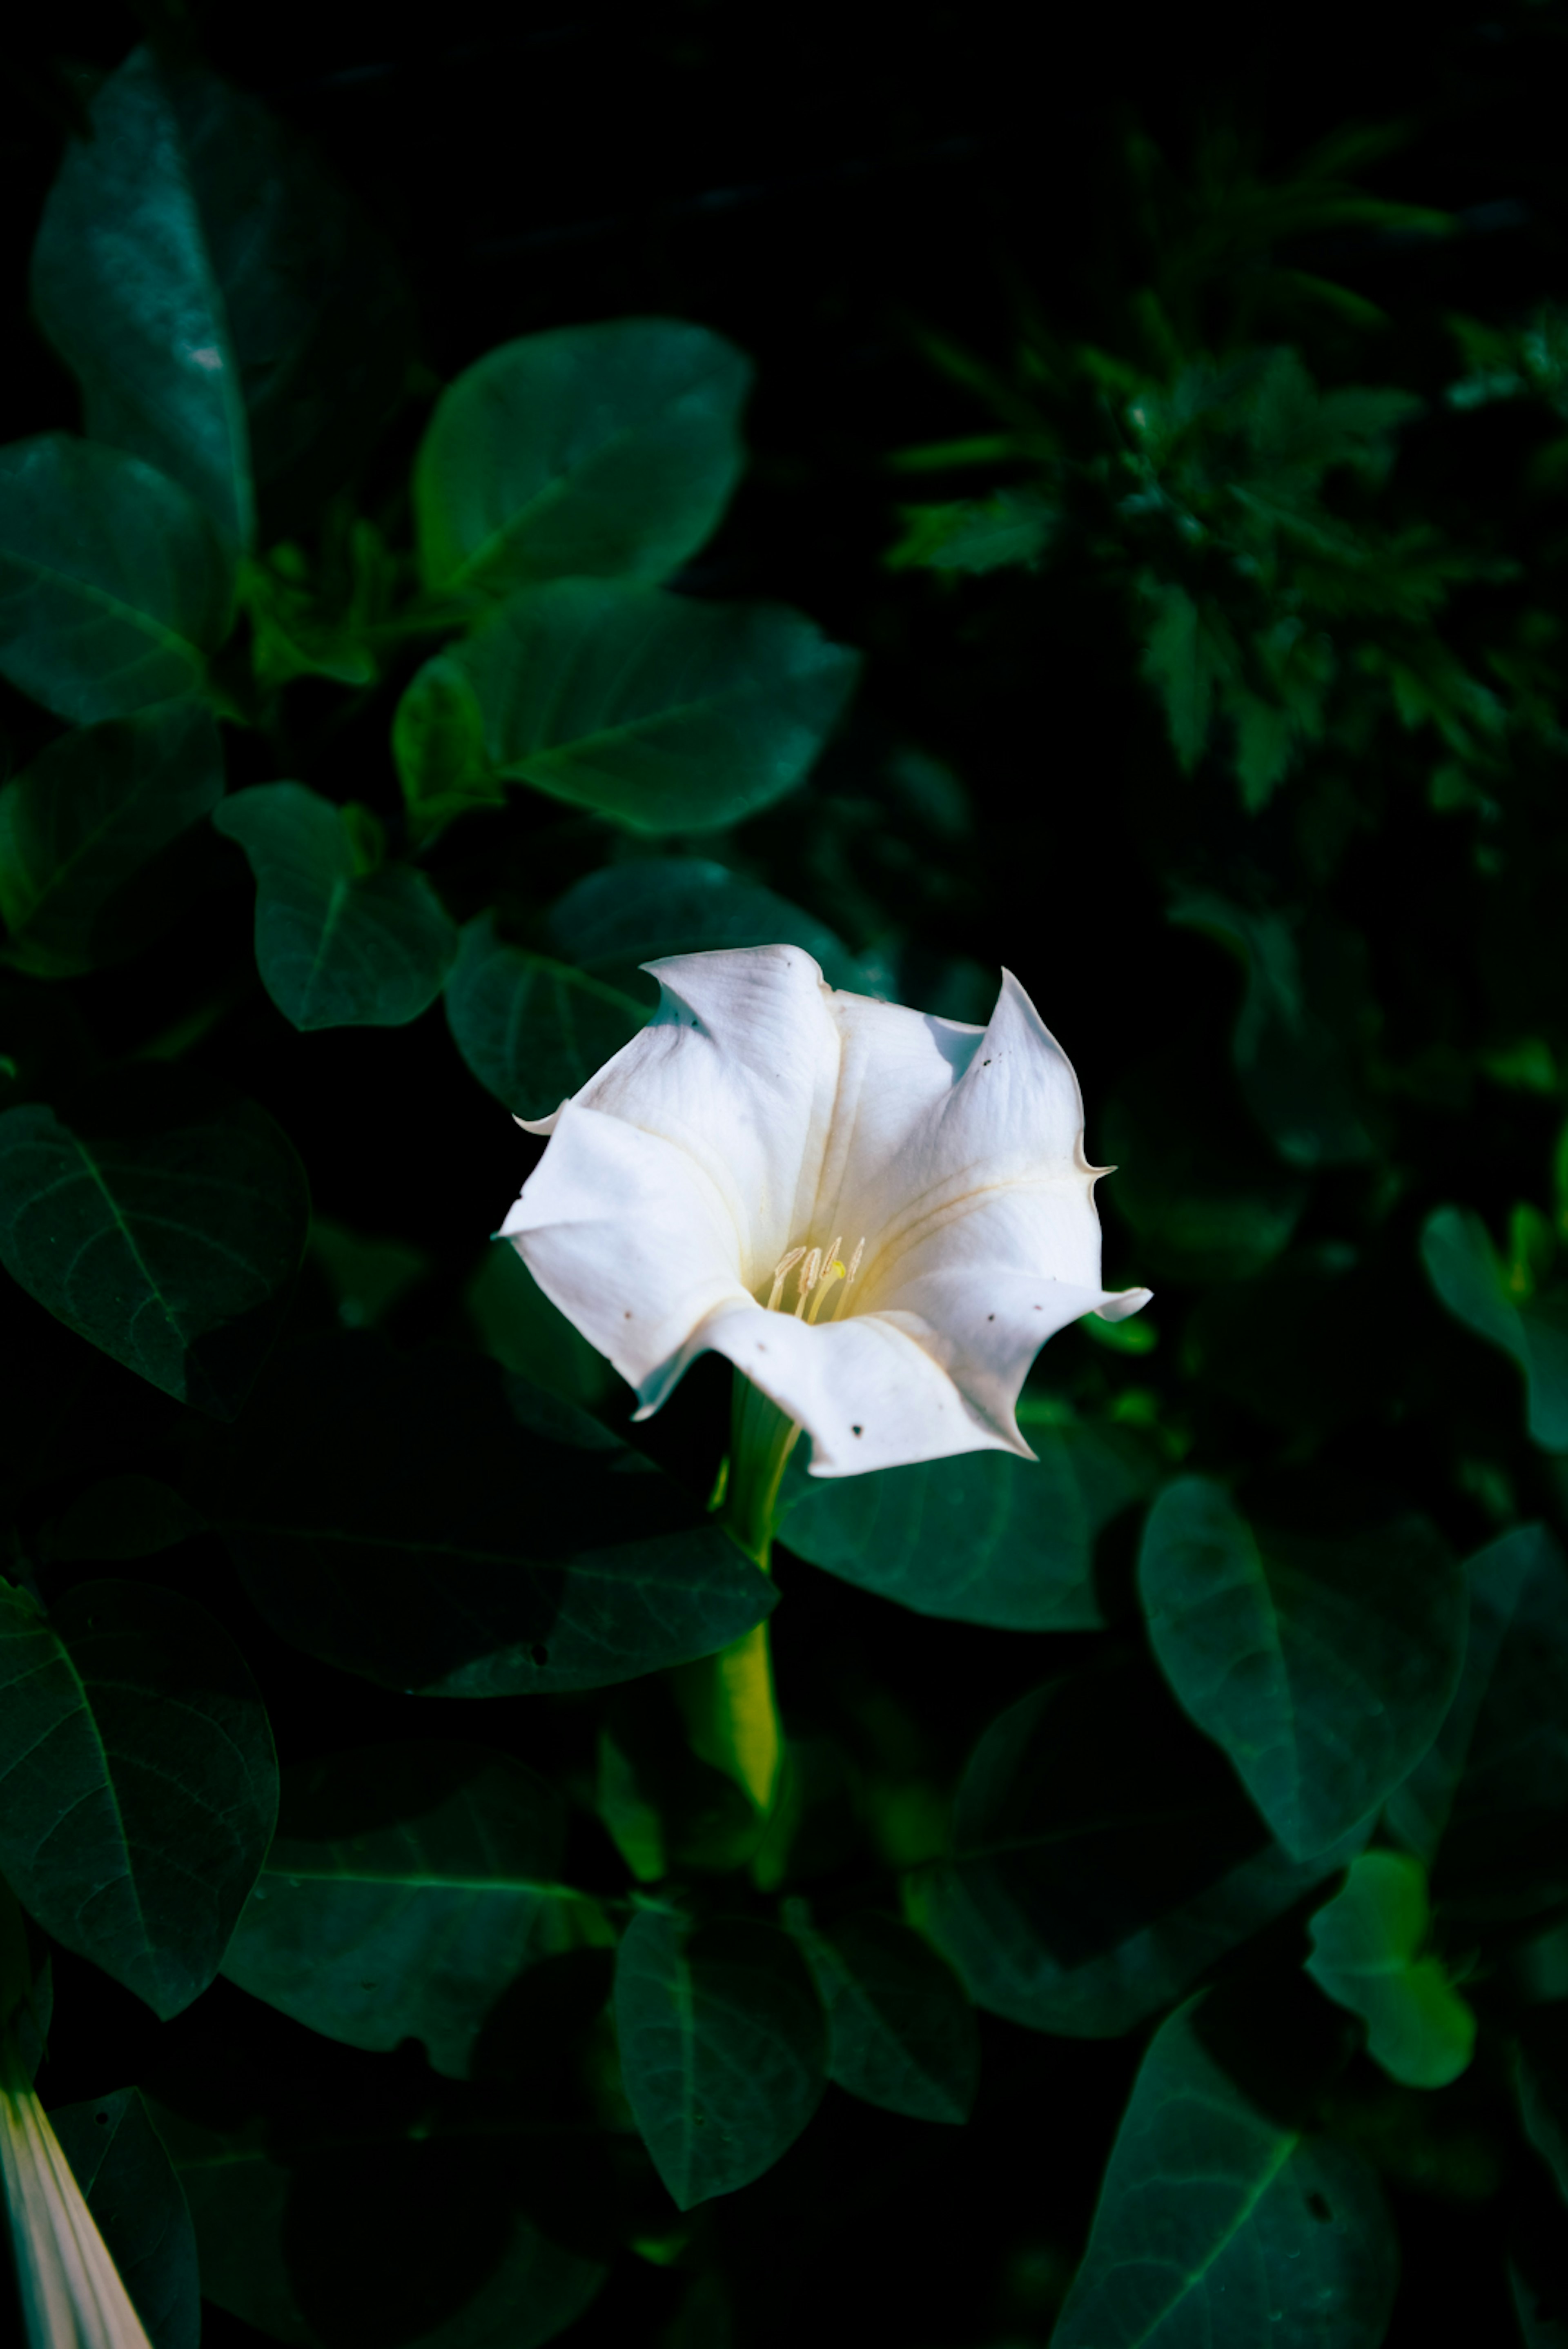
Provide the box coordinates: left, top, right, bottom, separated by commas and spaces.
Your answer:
1096, 1285, 1154, 1323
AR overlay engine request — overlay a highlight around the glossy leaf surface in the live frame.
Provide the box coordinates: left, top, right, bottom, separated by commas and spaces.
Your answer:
791, 1908, 979, 2124
444, 913, 646, 1119
51, 2087, 200, 2349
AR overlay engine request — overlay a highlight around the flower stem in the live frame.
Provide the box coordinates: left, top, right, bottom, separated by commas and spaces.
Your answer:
671, 1375, 800, 1817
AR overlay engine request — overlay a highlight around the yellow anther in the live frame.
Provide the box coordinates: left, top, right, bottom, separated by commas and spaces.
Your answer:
806, 1260, 846, 1323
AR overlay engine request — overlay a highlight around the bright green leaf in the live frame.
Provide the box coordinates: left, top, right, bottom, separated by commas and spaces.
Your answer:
51, 2088, 200, 2349
1138, 1478, 1464, 1858
437, 579, 859, 833
0, 1577, 276, 2018
921, 1657, 1369, 2037
214, 784, 459, 1031
0, 1065, 309, 1417
186, 1333, 776, 1695
414, 318, 751, 597
221, 1743, 598, 2079
1306, 1850, 1476, 2088
0, 704, 223, 976
1422, 1205, 1568, 1450
31, 46, 412, 549
444, 914, 646, 1120
1053, 1999, 1397, 2347
0, 435, 232, 722
788, 1907, 979, 2124
614, 1910, 826, 2209
778, 1421, 1158, 1630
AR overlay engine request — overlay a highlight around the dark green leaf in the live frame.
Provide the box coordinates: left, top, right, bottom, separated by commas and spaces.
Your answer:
1305, 1850, 1475, 2088
1053, 1998, 1397, 2347
445, 913, 646, 1120
464, 1241, 621, 1409
32, 46, 412, 548
1102, 1058, 1308, 1284
779, 1419, 1156, 1630
614, 1910, 826, 2208
0, 705, 223, 976
51, 2088, 200, 2349
214, 784, 459, 1031
1422, 1207, 1568, 1451
544, 857, 860, 992
392, 654, 505, 843
430, 579, 858, 833
0, 1064, 309, 1416
919, 1656, 1368, 2037
186, 1333, 775, 1695
414, 319, 751, 596
221, 1743, 601, 2078
1138, 1478, 1464, 1857
150, 2102, 607, 2349
0, 435, 232, 722
789, 1907, 979, 2123
0, 1576, 276, 2017
42, 1472, 204, 1561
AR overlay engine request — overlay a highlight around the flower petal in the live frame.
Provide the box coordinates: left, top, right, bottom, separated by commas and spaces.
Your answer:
879, 1265, 1141, 1447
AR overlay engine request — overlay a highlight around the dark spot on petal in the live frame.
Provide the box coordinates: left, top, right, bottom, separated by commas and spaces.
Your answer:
1305, 2192, 1331, 2223
624, 1310, 633, 1318
982, 1058, 992, 1066
757, 1343, 768, 1352
529, 1643, 550, 1668
851, 1425, 863, 1437
987, 1313, 996, 1321
1033, 1304, 1042, 1311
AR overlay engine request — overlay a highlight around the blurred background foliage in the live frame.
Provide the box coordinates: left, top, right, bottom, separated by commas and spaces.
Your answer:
7, 2, 1568, 2346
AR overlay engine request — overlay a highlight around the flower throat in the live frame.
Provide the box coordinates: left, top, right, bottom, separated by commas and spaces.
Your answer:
764, 1235, 866, 1323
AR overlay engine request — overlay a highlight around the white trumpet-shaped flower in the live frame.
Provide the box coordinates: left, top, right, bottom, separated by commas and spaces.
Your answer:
0, 2037, 152, 2349
500, 944, 1150, 1477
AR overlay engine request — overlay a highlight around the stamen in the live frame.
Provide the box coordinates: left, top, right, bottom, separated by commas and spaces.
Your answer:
766, 1246, 806, 1312
792, 1248, 822, 1317
844, 1237, 866, 1288
806, 1258, 846, 1324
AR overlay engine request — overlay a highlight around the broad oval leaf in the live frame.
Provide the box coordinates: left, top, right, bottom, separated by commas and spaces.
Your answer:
1138, 1478, 1464, 1858
221, 1743, 598, 2079
433, 578, 858, 833
0, 436, 232, 722
0, 1576, 277, 2018
779, 1420, 1158, 1630
444, 913, 646, 1120
1305, 1850, 1476, 2089
185, 1332, 776, 1695
544, 856, 860, 992
51, 2087, 200, 2349
0, 1064, 310, 1417
1053, 1998, 1398, 2349
32, 46, 412, 548
214, 784, 459, 1031
1421, 1205, 1568, 1451
920, 1656, 1369, 2037
789, 1907, 979, 2124
392, 653, 505, 844
414, 318, 752, 596
0, 704, 223, 976
614, 1910, 826, 2209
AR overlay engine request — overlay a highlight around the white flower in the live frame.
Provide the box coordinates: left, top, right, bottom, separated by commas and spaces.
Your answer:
500, 944, 1150, 1478
0, 2040, 152, 2349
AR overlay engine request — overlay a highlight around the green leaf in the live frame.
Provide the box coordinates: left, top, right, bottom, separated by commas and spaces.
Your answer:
544, 856, 861, 992
0, 435, 232, 722
778, 1421, 1158, 1629
392, 653, 506, 843
788, 1907, 979, 2123
31, 47, 412, 549
1140, 582, 1233, 769
0, 704, 223, 976
214, 784, 459, 1031
42, 1472, 204, 1561
1422, 1205, 1568, 1450
1385, 1525, 1568, 1923
51, 2088, 200, 2349
1053, 1998, 1397, 2348
1138, 1478, 1464, 1858
1170, 895, 1373, 1168
919, 1657, 1369, 2037
414, 319, 751, 597
149, 2102, 607, 2349
432, 579, 859, 833
1102, 1059, 1308, 1284
0, 1064, 309, 1416
444, 914, 646, 1120
307, 1217, 430, 1331
220, 1743, 598, 2078
186, 1332, 776, 1695
1305, 1850, 1476, 2088
614, 1910, 826, 2209
464, 1242, 620, 1410
886, 486, 1055, 574
0, 1576, 276, 2018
